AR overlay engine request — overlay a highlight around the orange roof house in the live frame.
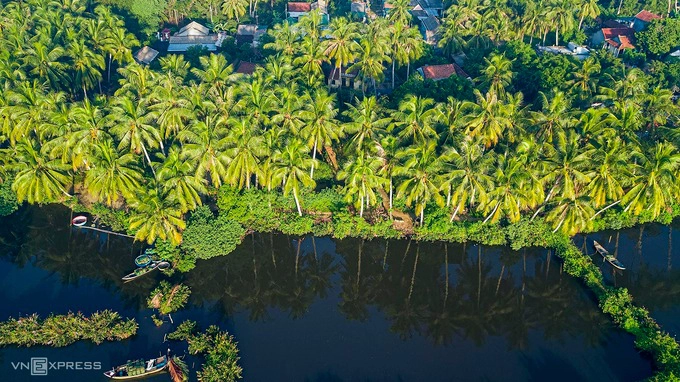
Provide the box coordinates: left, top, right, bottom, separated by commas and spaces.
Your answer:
592, 27, 635, 57
416, 63, 471, 81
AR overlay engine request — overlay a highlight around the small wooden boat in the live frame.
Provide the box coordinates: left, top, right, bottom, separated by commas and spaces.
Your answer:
134, 254, 153, 267
104, 355, 168, 380
122, 262, 160, 282
593, 240, 626, 270
72, 215, 87, 227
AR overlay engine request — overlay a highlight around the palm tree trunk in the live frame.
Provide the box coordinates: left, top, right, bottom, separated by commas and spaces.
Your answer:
310, 138, 318, 179
391, 59, 396, 89
483, 201, 501, 224
293, 188, 302, 216
389, 176, 393, 209
590, 200, 621, 220
141, 145, 157, 177
107, 54, 112, 83
359, 192, 364, 217
617, 0, 623, 14
449, 204, 460, 222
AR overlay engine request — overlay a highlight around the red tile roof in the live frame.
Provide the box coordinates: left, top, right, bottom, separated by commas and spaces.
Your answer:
601, 27, 634, 40
634, 9, 661, 22
236, 61, 257, 75
288, 2, 312, 12
419, 63, 469, 81
601, 27, 636, 50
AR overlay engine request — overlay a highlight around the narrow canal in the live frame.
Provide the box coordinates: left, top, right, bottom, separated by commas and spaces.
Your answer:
0, 205, 660, 381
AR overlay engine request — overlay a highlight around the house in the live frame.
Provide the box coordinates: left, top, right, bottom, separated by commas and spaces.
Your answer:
411, 9, 429, 21
235, 61, 258, 75
631, 10, 661, 31
327, 67, 362, 90
537, 42, 590, 60
420, 16, 440, 45
236, 24, 268, 47
412, 0, 443, 17
167, 21, 218, 52
287, 2, 312, 18
592, 27, 635, 57
287, 1, 328, 21
134, 46, 159, 65
416, 63, 471, 81
351, 1, 367, 19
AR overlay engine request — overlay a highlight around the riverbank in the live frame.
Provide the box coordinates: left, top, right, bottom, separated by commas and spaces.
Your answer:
69, 185, 680, 380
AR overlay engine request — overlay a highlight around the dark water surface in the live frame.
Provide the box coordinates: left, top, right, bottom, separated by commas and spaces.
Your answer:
0, 206, 656, 381
588, 222, 680, 339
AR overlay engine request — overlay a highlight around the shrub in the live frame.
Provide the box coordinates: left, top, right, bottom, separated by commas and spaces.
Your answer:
188, 326, 242, 382
181, 206, 246, 260
148, 281, 191, 315
0, 181, 19, 216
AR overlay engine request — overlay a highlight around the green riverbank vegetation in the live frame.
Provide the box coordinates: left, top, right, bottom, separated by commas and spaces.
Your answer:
168, 321, 242, 382
2, 0, 680, 245
0, 310, 138, 347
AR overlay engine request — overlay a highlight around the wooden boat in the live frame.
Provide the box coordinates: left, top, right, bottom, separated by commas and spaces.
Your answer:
134, 254, 153, 267
71, 215, 87, 227
104, 355, 168, 380
593, 240, 626, 270
122, 262, 160, 282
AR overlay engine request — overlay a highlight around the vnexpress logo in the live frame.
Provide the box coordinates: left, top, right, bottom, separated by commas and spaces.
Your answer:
31, 358, 48, 376
11, 357, 102, 376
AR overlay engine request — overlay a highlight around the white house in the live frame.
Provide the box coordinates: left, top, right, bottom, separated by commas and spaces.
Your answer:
167, 21, 218, 52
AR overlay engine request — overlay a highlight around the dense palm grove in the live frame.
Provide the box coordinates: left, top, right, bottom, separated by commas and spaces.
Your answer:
1, 0, 679, 249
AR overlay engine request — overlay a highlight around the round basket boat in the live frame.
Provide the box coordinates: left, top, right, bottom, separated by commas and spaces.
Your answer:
135, 254, 153, 267
72, 216, 88, 227
157, 261, 171, 271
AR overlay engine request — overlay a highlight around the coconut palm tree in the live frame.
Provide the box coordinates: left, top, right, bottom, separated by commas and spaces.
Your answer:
480, 154, 534, 223
224, 117, 266, 189
8, 139, 71, 204
84, 139, 142, 206
264, 21, 299, 56
299, 89, 341, 178
108, 97, 161, 173
68, 38, 105, 98
567, 58, 600, 102
338, 153, 386, 217
178, 114, 230, 187
463, 90, 512, 148
393, 95, 438, 144
221, 0, 248, 22
128, 186, 186, 245
293, 38, 325, 87
387, 0, 413, 25
322, 17, 360, 89
529, 90, 575, 142
343, 96, 391, 155
622, 142, 680, 220
480, 53, 513, 99
577, 0, 600, 30
271, 139, 316, 216
586, 136, 631, 212
20, 41, 67, 92
157, 146, 207, 213
348, 38, 390, 96
441, 139, 495, 220
396, 141, 445, 225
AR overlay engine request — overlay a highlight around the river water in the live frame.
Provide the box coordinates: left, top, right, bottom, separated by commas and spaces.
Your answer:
0, 205, 666, 381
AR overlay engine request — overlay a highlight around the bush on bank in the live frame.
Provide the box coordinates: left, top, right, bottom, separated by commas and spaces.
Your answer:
0, 310, 137, 347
